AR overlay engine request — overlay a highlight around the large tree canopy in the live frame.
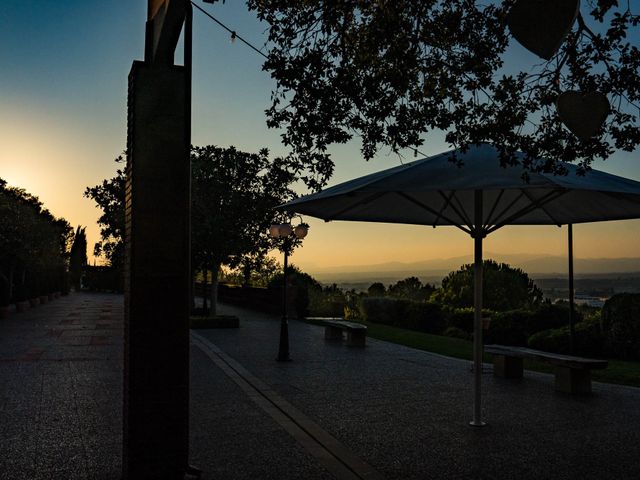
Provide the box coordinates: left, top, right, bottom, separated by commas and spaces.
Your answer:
84, 156, 126, 269
191, 145, 300, 313
191, 145, 299, 273
87, 147, 301, 310
228, 0, 640, 187
1, 179, 72, 303
433, 260, 543, 311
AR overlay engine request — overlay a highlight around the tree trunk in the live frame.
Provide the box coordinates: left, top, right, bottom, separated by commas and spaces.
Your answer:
242, 263, 251, 287
209, 262, 221, 317
202, 269, 208, 315
0, 270, 8, 305
190, 268, 196, 312
8, 265, 15, 301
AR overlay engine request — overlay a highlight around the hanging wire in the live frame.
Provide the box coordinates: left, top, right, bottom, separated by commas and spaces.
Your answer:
191, 1, 268, 59
193, 2, 432, 164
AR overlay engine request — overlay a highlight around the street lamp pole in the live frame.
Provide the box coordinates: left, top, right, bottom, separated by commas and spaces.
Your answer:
278, 243, 291, 361
269, 219, 308, 362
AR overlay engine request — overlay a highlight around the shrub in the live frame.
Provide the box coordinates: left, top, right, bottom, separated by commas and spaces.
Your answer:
361, 297, 407, 326
527, 317, 604, 357
83, 266, 123, 292
443, 326, 471, 340
269, 269, 322, 317
367, 282, 386, 297
601, 293, 640, 360
445, 307, 474, 332
361, 297, 446, 333
404, 302, 446, 333
388, 277, 435, 302
0, 276, 9, 307
343, 304, 361, 321
526, 304, 582, 335
308, 286, 345, 317
485, 310, 530, 346
13, 281, 28, 302
445, 307, 496, 333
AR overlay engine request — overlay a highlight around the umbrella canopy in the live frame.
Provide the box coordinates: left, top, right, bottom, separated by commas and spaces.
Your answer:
283, 143, 640, 232
280, 143, 640, 427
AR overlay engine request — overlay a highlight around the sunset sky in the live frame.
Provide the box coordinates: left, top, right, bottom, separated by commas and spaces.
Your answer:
1, 1, 639, 275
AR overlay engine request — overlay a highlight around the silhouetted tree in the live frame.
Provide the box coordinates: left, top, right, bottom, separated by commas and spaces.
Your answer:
367, 282, 386, 297
69, 226, 87, 290
388, 276, 436, 302
191, 145, 299, 315
84, 155, 126, 271
87, 149, 300, 311
1, 178, 72, 302
229, 0, 640, 187
434, 260, 543, 311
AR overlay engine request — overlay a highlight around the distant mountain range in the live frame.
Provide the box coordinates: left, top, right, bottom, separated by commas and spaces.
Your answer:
309, 253, 640, 285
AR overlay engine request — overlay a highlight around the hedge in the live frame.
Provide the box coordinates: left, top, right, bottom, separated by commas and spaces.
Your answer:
527, 317, 604, 357
361, 297, 446, 334
601, 293, 640, 360
444, 307, 496, 333
526, 303, 581, 335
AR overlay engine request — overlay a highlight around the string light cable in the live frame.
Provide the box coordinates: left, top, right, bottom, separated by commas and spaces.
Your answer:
196, 1, 427, 167
193, 1, 268, 59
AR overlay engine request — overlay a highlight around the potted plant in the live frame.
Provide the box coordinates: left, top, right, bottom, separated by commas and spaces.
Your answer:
26, 273, 39, 307
36, 275, 48, 304
46, 273, 56, 301
14, 281, 29, 313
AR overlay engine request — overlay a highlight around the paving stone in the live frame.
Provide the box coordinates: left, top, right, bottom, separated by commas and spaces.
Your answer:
4, 293, 640, 479
198, 303, 640, 480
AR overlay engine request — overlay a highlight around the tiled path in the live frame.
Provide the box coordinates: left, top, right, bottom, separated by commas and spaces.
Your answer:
197, 303, 640, 480
2, 293, 640, 479
0, 293, 121, 480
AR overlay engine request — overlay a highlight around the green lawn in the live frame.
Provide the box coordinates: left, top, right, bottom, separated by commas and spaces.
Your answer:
302, 318, 640, 388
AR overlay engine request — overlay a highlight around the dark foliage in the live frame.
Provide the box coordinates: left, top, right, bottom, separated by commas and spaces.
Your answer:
601, 293, 640, 360
1, 178, 72, 303
191, 145, 299, 277
387, 276, 436, 302
527, 317, 604, 357
527, 303, 582, 334
69, 226, 87, 290
367, 282, 386, 297
444, 306, 496, 333
227, 0, 640, 187
268, 266, 322, 317
442, 326, 472, 341
84, 156, 126, 270
485, 310, 530, 346
434, 260, 543, 311
361, 296, 446, 333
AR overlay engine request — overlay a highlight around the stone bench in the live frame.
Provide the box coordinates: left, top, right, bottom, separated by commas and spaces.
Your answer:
485, 344, 608, 394
305, 317, 367, 347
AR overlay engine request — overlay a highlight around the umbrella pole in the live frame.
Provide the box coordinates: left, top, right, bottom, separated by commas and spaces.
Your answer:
568, 224, 575, 354
471, 190, 486, 427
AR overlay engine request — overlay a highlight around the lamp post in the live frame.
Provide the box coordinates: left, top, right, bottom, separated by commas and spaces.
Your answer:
269, 219, 309, 361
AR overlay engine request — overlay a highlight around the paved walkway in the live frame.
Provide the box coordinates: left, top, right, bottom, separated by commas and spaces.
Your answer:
0, 292, 121, 480
1, 292, 640, 479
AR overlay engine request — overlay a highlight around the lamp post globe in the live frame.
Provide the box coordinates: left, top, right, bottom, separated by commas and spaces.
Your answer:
294, 224, 308, 239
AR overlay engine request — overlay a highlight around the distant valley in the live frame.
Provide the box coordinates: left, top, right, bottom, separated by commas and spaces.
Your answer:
308, 253, 640, 295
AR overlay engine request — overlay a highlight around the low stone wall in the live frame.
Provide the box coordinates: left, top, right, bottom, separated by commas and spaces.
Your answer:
195, 283, 299, 317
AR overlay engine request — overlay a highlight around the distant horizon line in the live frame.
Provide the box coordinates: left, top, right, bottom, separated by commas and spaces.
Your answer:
302, 252, 640, 271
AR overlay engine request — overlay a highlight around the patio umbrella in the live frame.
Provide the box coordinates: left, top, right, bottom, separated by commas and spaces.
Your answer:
280, 143, 640, 426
